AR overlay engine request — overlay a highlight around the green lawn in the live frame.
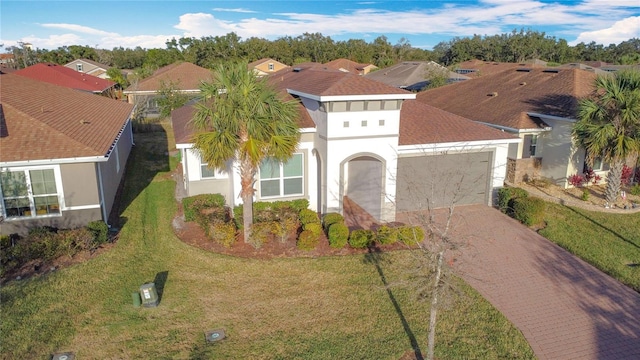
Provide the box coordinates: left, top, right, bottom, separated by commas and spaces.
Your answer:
539, 202, 640, 292
0, 128, 534, 359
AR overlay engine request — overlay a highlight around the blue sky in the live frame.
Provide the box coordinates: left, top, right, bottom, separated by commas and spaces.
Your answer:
1, 0, 639, 51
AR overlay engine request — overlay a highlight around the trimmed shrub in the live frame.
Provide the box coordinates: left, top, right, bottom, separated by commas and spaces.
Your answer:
183, 194, 226, 222
512, 197, 545, 226
322, 213, 345, 231
299, 209, 319, 225
248, 221, 276, 249
497, 187, 529, 214
328, 223, 349, 249
397, 226, 425, 246
303, 222, 323, 237
581, 188, 590, 201
209, 221, 237, 247
87, 220, 109, 247
376, 225, 398, 245
297, 230, 319, 251
349, 229, 374, 249
273, 215, 300, 243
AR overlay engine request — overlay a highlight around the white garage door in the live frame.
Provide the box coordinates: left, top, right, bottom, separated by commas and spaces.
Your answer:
396, 152, 492, 211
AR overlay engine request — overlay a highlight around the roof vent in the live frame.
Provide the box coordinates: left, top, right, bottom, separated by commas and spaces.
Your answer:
543, 69, 560, 73
516, 68, 531, 72
293, 67, 302, 72
520, 82, 527, 86
487, 92, 498, 97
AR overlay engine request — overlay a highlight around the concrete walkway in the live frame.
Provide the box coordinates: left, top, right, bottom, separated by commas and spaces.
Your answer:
423, 205, 640, 360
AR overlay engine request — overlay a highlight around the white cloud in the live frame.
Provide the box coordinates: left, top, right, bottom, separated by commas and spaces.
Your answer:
174, 13, 238, 37
40, 23, 118, 37
212, 8, 256, 13
571, 16, 640, 45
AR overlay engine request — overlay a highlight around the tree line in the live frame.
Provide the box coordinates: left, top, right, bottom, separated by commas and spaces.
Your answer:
5, 29, 639, 78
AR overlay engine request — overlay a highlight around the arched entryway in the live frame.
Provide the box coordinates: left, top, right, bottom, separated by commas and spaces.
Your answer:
342, 155, 384, 221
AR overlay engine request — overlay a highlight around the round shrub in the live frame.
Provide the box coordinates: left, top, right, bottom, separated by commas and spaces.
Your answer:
299, 209, 319, 225
348, 229, 374, 249
322, 213, 345, 231
512, 197, 545, 226
376, 225, 398, 245
397, 226, 425, 246
497, 187, 529, 214
297, 230, 319, 251
303, 222, 323, 237
248, 221, 275, 249
87, 220, 109, 246
328, 223, 349, 249
209, 221, 237, 248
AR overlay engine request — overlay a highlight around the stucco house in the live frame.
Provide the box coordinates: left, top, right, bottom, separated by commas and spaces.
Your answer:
14, 63, 117, 96
248, 58, 289, 76
365, 61, 469, 91
417, 67, 600, 188
171, 64, 518, 222
0, 74, 135, 235
64, 58, 112, 79
123, 62, 213, 117
324, 58, 378, 75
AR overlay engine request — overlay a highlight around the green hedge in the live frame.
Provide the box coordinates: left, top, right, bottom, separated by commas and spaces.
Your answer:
497, 187, 529, 215
376, 225, 398, 245
397, 226, 425, 245
183, 194, 226, 222
349, 229, 375, 249
322, 213, 345, 231
299, 209, 319, 226
233, 199, 310, 229
512, 197, 545, 226
328, 223, 349, 249
297, 230, 319, 251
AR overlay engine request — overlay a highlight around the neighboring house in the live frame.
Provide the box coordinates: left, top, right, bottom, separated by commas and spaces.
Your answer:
14, 63, 117, 96
365, 61, 469, 91
557, 62, 609, 75
324, 58, 378, 75
123, 62, 213, 117
172, 64, 518, 222
452, 59, 547, 78
417, 67, 600, 188
0, 53, 15, 68
248, 58, 289, 76
0, 74, 135, 235
65, 58, 111, 79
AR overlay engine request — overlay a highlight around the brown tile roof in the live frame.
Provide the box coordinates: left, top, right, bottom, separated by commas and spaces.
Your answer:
269, 65, 413, 97
416, 68, 597, 130
365, 61, 469, 90
14, 63, 116, 93
324, 58, 377, 74
399, 100, 517, 145
0, 74, 134, 162
453, 59, 546, 78
124, 62, 213, 92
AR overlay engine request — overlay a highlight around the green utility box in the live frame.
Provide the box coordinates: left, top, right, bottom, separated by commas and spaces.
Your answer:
139, 282, 159, 307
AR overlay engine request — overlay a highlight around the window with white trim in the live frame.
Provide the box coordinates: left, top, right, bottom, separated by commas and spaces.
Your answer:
199, 155, 215, 178
1, 169, 60, 218
268, 63, 274, 71
259, 153, 303, 197
76, 63, 83, 72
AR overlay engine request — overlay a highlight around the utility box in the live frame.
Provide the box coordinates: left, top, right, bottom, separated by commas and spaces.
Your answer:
51, 353, 75, 360
139, 282, 159, 307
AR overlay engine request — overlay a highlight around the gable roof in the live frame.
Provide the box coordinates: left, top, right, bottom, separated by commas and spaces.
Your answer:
248, 58, 288, 68
416, 68, 597, 130
66, 58, 110, 69
399, 100, 517, 145
453, 59, 547, 78
14, 63, 116, 93
365, 61, 468, 90
324, 58, 377, 75
0, 74, 134, 163
124, 62, 213, 92
270, 64, 415, 99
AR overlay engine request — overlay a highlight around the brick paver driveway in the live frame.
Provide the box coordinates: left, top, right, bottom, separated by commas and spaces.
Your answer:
400, 205, 640, 360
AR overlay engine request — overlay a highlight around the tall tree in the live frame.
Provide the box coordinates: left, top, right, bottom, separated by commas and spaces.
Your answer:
573, 70, 640, 204
191, 62, 301, 241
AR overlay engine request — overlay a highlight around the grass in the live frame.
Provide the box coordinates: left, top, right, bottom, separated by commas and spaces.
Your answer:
538, 202, 640, 292
0, 124, 535, 359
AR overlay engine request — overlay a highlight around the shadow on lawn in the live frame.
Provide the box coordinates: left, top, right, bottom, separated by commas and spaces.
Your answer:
564, 205, 640, 250
364, 246, 424, 360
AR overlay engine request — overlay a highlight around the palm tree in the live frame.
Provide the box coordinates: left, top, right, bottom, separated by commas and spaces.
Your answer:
573, 70, 640, 204
191, 61, 300, 241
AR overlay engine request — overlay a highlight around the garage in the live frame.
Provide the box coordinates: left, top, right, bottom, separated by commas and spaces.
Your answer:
396, 152, 492, 211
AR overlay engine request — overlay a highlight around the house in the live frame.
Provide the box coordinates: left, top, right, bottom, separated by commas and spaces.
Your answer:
452, 59, 547, 78
14, 63, 117, 96
0, 74, 135, 235
557, 62, 609, 75
248, 58, 289, 76
417, 67, 600, 188
64, 58, 111, 79
324, 58, 378, 75
171, 64, 518, 221
123, 62, 213, 117
364, 61, 469, 91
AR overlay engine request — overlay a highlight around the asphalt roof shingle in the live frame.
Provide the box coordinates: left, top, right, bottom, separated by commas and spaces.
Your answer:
124, 62, 213, 92
14, 63, 116, 93
1, 74, 134, 162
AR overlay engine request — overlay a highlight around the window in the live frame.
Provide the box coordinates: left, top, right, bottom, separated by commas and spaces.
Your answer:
199, 155, 215, 178
259, 154, 303, 197
1, 169, 60, 218
379, 119, 385, 126
76, 63, 83, 72
529, 135, 538, 157
343, 121, 349, 128
361, 120, 368, 127
268, 63, 274, 71
591, 156, 604, 171
523, 134, 538, 158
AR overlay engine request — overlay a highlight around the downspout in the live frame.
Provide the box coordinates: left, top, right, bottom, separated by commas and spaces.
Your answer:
97, 162, 108, 226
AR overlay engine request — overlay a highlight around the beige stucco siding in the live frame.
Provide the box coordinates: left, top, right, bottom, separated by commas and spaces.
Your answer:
98, 121, 133, 219
60, 162, 100, 207
538, 118, 581, 187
